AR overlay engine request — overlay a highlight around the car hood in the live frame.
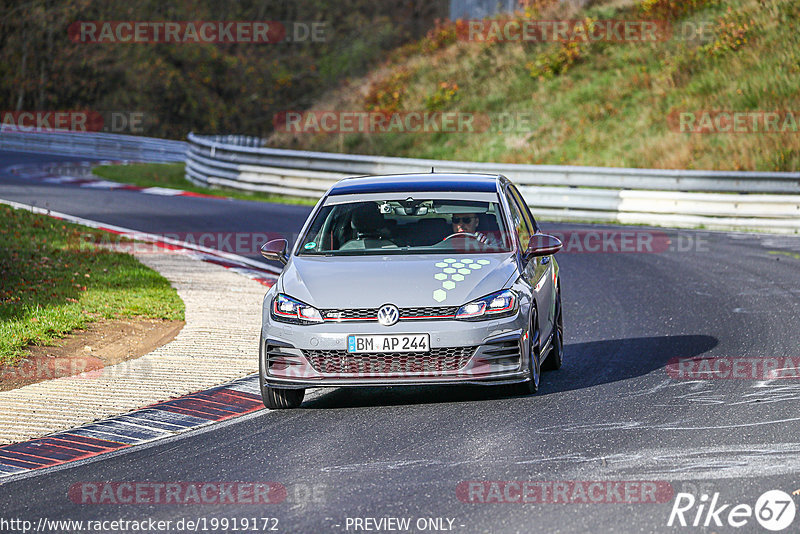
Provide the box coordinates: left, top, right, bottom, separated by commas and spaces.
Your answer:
279, 254, 518, 309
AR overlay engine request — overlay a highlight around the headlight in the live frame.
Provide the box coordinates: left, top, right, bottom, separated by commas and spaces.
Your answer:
455, 289, 517, 321
271, 294, 323, 324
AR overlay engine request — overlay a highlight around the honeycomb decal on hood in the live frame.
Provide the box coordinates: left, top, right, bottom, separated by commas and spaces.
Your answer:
432, 258, 491, 302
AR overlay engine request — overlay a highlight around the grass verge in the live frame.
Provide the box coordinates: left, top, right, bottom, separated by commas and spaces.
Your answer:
92, 163, 318, 206
0, 204, 184, 364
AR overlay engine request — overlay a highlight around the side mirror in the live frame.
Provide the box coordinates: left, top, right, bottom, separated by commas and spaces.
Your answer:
260, 239, 289, 265
525, 234, 563, 259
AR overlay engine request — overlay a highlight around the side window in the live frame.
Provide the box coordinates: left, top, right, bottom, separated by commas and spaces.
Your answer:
508, 185, 538, 234
505, 189, 533, 249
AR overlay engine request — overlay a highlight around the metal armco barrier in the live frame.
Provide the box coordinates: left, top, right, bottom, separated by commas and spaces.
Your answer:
0, 130, 186, 162
186, 133, 800, 233
3, 129, 795, 233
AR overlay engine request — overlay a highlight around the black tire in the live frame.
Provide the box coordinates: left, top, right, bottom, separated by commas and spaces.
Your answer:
542, 285, 563, 371
263, 385, 305, 409
259, 336, 305, 409
517, 307, 540, 395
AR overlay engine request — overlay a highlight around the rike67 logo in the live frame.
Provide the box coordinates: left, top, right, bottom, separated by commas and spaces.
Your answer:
668, 490, 797, 531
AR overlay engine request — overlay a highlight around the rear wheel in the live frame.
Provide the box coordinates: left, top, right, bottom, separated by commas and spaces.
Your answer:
517, 307, 540, 395
259, 335, 305, 409
542, 285, 563, 371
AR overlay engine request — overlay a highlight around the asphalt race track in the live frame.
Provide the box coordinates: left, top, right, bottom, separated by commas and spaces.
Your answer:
2, 150, 800, 533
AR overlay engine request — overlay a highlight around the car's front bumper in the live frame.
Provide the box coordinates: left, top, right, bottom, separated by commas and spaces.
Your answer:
261, 313, 530, 389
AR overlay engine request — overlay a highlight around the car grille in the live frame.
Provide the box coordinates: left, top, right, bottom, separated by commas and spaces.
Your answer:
322, 309, 377, 320
400, 306, 459, 319
304, 346, 477, 375
321, 306, 459, 321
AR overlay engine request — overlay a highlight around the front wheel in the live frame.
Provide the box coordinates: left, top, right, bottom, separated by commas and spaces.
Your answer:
542, 285, 563, 371
259, 335, 305, 409
516, 307, 540, 395
262, 386, 305, 409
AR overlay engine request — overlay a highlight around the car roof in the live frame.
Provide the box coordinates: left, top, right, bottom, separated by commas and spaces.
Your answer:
327, 173, 504, 196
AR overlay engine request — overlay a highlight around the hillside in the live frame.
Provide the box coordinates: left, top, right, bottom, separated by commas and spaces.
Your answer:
268, 0, 800, 171
0, 0, 445, 139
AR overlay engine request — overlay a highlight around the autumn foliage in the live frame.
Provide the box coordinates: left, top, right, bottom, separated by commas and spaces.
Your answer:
0, 0, 446, 139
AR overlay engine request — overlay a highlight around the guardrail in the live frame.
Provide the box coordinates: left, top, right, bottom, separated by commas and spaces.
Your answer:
3, 129, 795, 233
0, 130, 186, 163
186, 133, 800, 233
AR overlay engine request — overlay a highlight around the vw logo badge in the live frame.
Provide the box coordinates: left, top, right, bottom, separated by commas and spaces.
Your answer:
377, 304, 400, 326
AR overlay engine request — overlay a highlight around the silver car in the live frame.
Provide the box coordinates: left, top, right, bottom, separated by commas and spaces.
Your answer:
259, 173, 564, 408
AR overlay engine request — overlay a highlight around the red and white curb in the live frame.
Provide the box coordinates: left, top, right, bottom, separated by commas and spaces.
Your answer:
0, 201, 277, 477
5, 160, 224, 200
0, 162, 285, 479
0, 375, 263, 478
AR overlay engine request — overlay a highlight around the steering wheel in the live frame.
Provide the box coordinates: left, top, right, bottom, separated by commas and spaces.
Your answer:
442, 232, 481, 242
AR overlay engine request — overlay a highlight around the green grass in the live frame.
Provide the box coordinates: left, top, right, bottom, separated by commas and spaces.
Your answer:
768, 250, 800, 260
268, 0, 800, 172
92, 163, 318, 206
0, 205, 184, 364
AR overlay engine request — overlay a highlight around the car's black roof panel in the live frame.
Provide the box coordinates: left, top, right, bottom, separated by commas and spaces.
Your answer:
328, 173, 500, 195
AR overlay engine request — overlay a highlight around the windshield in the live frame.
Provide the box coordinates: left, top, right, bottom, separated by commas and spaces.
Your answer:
298, 198, 512, 255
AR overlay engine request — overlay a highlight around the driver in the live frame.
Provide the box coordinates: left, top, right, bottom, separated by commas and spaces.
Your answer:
450, 213, 496, 245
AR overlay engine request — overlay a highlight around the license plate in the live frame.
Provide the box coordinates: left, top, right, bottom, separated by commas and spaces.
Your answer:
347, 334, 429, 353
